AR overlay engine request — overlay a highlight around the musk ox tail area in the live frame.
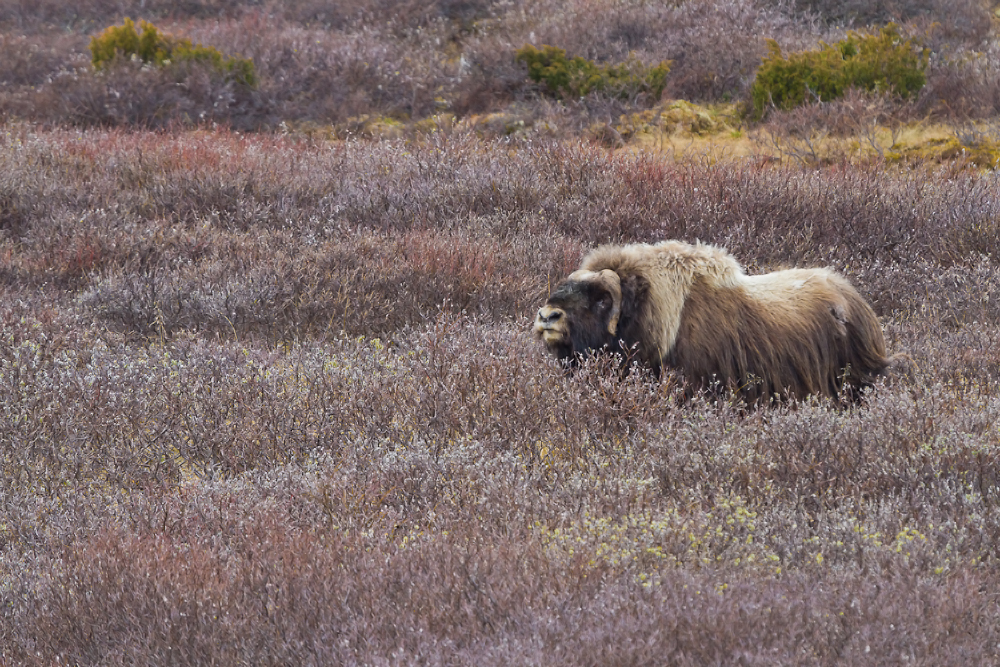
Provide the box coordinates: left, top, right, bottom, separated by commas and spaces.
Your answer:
534, 240, 896, 404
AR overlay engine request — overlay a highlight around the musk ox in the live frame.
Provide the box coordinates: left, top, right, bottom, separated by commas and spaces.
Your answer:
534, 240, 892, 403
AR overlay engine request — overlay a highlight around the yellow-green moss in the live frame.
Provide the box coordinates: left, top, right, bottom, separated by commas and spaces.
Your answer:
898, 136, 1000, 169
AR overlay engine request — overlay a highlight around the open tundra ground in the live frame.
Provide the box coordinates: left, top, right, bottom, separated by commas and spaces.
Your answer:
3, 126, 1000, 665
3, 0, 1000, 664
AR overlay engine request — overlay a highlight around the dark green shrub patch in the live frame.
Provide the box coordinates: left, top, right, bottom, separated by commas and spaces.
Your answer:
90, 17, 256, 87
751, 25, 927, 118
515, 44, 670, 102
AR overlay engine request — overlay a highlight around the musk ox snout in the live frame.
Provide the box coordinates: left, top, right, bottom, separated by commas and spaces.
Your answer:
534, 305, 569, 347
536, 306, 563, 326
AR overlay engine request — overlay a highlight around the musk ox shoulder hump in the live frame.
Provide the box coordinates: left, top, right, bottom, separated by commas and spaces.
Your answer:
579, 241, 744, 360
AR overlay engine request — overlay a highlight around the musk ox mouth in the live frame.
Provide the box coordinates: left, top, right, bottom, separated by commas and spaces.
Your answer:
538, 329, 566, 346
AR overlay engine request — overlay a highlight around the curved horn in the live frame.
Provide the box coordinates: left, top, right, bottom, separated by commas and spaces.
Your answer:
598, 269, 622, 336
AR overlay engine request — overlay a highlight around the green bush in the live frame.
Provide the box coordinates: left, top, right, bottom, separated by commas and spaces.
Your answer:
515, 44, 670, 102
90, 18, 257, 87
750, 25, 927, 118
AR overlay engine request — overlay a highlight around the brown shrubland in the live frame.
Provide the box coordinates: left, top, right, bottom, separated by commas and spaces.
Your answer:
0, 0, 996, 130
2, 123, 1000, 664
2, 2, 1000, 664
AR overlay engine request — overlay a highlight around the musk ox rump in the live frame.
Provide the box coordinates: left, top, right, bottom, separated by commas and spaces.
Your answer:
534, 240, 891, 402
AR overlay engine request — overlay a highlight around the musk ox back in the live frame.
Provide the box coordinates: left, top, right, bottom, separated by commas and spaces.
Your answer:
534, 240, 891, 403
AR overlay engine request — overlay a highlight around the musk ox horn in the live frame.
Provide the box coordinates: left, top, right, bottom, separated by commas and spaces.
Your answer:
597, 269, 622, 336
535, 239, 895, 403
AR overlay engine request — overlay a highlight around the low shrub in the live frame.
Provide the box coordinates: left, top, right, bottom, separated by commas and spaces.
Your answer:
750, 24, 928, 118
515, 44, 670, 102
5, 125, 1000, 663
90, 18, 256, 87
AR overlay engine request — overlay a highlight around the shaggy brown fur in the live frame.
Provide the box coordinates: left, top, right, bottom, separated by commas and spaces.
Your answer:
534, 240, 892, 403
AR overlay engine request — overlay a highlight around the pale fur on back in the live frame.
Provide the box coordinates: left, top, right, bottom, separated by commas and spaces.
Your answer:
580, 240, 744, 359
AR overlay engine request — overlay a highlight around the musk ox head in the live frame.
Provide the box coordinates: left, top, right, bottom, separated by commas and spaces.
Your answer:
534, 268, 624, 363
535, 240, 893, 402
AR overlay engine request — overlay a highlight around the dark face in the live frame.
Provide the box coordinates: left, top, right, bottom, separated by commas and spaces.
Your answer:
534, 275, 618, 362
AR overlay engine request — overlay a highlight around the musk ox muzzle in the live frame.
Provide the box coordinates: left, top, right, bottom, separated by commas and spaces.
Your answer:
535, 240, 895, 403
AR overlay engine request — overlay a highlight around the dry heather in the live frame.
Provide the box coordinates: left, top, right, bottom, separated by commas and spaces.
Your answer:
2, 0, 1000, 663
1, 124, 1000, 663
0, 0, 997, 132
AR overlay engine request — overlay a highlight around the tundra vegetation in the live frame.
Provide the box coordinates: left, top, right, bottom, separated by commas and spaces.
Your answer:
2, 0, 1000, 664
